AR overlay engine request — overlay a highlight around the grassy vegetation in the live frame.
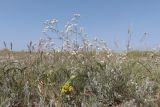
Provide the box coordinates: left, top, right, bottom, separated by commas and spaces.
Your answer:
0, 49, 160, 107
1, 14, 160, 107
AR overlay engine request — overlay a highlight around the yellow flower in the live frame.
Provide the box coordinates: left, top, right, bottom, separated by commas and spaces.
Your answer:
68, 86, 74, 92
61, 82, 74, 95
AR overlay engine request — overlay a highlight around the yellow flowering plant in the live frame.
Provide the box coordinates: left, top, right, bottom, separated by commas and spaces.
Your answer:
61, 82, 74, 95
61, 75, 76, 95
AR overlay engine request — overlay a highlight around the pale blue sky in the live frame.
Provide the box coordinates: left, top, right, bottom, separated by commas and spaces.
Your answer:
0, 0, 160, 51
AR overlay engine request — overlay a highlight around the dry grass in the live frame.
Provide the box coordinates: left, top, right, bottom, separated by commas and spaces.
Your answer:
0, 49, 160, 107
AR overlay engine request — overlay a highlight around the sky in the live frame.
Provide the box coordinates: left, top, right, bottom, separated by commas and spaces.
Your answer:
0, 0, 160, 51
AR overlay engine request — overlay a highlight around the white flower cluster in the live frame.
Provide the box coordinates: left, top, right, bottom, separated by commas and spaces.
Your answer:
43, 19, 58, 33
37, 14, 111, 53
